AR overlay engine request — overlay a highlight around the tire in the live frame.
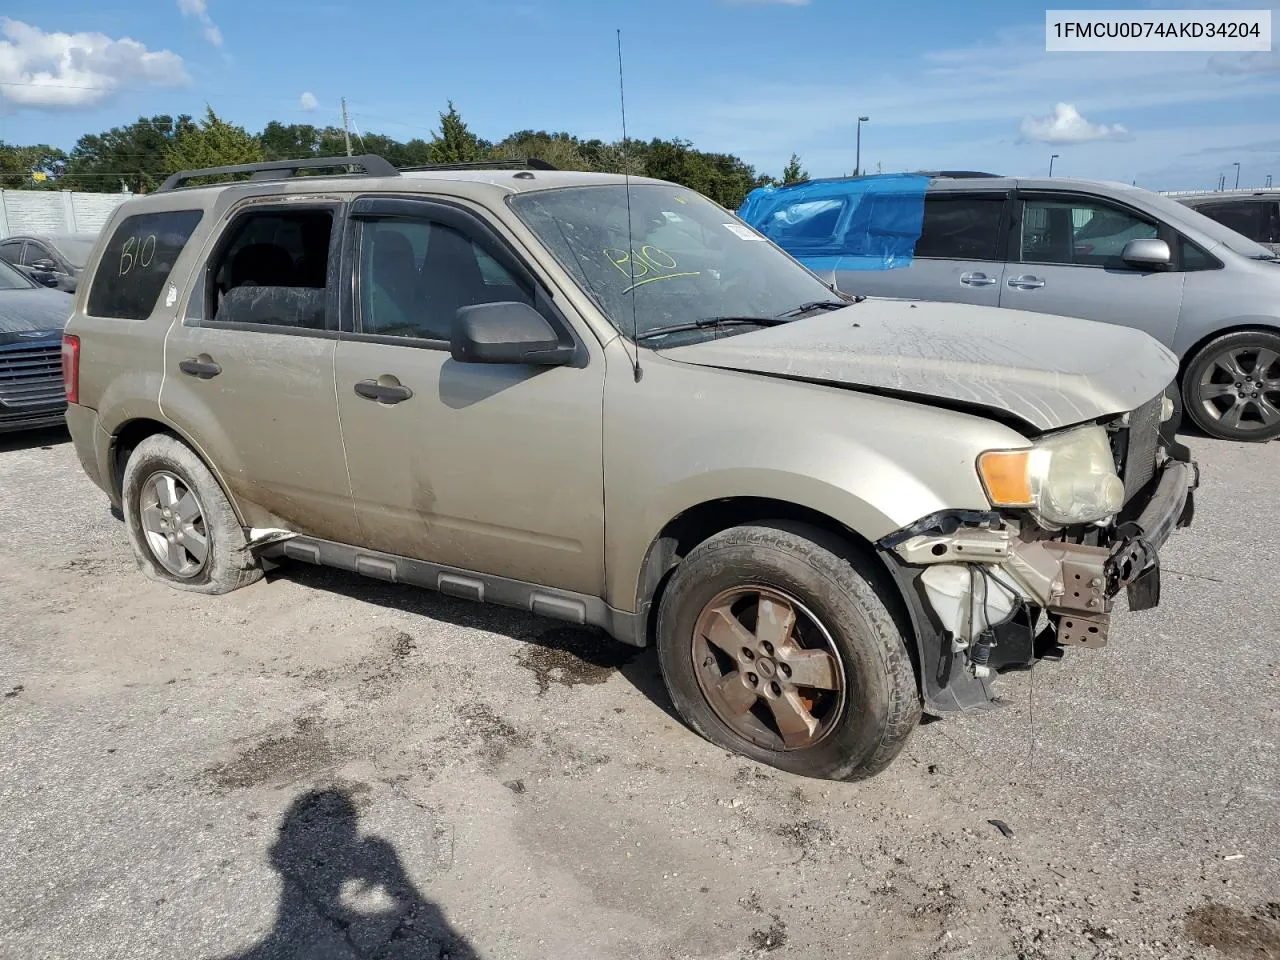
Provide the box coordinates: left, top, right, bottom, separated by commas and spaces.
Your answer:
1164, 381, 1183, 435
655, 521, 921, 781
121, 433, 263, 594
1181, 329, 1280, 442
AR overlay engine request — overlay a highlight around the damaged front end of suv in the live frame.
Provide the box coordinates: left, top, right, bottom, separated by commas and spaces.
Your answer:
878, 394, 1198, 712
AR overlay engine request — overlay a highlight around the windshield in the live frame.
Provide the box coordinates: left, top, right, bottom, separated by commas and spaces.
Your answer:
0, 259, 35, 290
508, 183, 838, 340
50, 236, 96, 268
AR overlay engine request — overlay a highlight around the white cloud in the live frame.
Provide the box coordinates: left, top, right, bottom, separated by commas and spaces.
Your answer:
299, 91, 318, 111
1019, 103, 1128, 144
177, 0, 223, 47
0, 18, 186, 109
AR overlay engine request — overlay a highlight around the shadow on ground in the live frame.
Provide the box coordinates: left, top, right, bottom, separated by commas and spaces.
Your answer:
273, 561, 680, 723
0, 424, 69, 454
216, 787, 475, 960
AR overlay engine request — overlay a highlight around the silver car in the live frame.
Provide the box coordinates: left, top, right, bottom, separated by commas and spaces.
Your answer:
755, 175, 1280, 442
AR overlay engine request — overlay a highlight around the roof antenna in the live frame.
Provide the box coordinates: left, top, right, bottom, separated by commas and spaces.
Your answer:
617, 28, 643, 383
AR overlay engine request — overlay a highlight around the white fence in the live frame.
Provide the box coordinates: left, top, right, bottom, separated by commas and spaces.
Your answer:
0, 189, 132, 239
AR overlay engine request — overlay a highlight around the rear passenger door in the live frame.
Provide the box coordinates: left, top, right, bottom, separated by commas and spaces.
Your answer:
332, 196, 605, 596
159, 199, 361, 543
1001, 192, 1185, 346
839, 192, 1009, 305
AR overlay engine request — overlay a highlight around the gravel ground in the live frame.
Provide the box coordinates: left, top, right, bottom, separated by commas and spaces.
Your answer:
0, 425, 1277, 960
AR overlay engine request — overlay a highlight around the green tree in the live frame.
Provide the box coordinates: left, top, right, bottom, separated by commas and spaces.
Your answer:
61, 115, 192, 193
491, 130, 591, 171
259, 121, 323, 160
163, 107, 263, 182
781, 153, 809, 186
427, 101, 485, 164
0, 143, 67, 189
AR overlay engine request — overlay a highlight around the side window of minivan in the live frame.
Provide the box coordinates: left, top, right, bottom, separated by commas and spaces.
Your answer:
913, 195, 1004, 260
1020, 198, 1158, 269
1195, 201, 1269, 243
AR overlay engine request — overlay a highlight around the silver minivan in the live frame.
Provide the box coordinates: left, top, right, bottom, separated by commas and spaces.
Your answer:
753, 176, 1280, 442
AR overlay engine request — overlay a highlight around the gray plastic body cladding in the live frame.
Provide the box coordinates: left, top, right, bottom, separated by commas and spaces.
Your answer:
261, 535, 646, 646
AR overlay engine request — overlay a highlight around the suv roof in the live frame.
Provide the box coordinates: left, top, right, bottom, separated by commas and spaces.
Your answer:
152, 153, 655, 201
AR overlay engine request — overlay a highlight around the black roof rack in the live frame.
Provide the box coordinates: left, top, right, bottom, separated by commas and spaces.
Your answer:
397, 158, 558, 172
158, 154, 399, 192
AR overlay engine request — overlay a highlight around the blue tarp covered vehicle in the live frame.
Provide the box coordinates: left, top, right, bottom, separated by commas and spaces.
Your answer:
737, 174, 931, 272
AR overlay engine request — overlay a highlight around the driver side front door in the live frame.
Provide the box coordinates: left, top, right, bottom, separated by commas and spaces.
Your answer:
332, 197, 607, 596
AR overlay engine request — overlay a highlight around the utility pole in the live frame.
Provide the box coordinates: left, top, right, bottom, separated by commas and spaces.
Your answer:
1267, 174, 1273, 188
856, 116, 869, 176
1233, 161, 1241, 189
341, 98, 354, 157
1049, 153, 1059, 177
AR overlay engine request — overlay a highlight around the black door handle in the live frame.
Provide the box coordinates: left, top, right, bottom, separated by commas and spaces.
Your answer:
354, 379, 413, 404
179, 357, 222, 379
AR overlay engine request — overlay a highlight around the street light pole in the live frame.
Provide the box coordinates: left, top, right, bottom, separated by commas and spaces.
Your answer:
1233, 161, 1241, 189
856, 116, 869, 175
1049, 153, 1059, 177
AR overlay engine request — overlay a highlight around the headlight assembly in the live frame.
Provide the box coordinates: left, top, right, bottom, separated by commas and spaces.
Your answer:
977, 424, 1126, 527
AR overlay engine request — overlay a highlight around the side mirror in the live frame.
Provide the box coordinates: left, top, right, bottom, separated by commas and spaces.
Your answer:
1121, 238, 1171, 268
450, 301, 575, 366
30, 258, 57, 272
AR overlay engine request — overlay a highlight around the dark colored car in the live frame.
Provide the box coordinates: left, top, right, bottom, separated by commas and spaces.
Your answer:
1175, 190, 1280, 255
0, 233, 99, 293
0, 258, 74, 433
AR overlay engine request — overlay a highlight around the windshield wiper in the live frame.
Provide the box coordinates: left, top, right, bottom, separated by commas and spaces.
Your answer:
634, 316, 789, 343
774, 299, 854, 319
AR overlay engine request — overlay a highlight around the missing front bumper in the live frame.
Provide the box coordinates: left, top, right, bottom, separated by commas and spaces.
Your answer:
879, 455, 1198, 710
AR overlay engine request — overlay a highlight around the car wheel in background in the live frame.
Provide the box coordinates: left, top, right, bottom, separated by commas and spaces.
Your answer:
121, 433, 263, 594
655, 521, 921, 781
1182, 330, 1280, 442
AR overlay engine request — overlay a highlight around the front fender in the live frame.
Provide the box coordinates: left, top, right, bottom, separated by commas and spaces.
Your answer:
602, 347, 1024, 612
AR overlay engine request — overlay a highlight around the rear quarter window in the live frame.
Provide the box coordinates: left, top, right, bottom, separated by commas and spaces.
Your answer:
87, 210, 204, 320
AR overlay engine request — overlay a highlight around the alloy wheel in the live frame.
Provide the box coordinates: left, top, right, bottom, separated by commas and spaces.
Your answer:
138, 471, 209, 578
691, 585, 846, 751
1195, 344, 1280, 434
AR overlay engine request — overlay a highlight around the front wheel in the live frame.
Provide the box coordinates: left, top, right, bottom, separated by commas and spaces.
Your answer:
656, 522, 921, 781
1181, 330, 1280, 442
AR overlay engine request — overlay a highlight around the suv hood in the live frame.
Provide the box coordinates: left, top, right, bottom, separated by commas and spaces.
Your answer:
658, 299, 1177, 432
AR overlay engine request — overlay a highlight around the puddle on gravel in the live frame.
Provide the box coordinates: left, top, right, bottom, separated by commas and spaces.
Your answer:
514, 626, 637, 696
200, 714, 343, 791
1185, 903, 1280, 960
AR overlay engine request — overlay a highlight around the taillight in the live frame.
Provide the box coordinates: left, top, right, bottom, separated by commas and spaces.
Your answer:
61, 334, 80, 404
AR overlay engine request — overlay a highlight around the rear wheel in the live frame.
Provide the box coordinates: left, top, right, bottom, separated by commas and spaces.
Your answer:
656, 522, 920, 781
121, 434, 263, 594
1182, 330, 1280, 442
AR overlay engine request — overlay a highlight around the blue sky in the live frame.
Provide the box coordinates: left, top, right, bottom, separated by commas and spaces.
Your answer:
1, 0, 1278, 190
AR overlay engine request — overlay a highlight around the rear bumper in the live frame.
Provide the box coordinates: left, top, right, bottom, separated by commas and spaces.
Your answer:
0, 405, 66, 434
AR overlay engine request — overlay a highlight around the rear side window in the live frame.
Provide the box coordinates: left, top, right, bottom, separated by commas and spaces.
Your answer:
87, 210, 203, 320
1194, 201, 1265, 241
205, 208, 335, 331
914, 195, 1004, 260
